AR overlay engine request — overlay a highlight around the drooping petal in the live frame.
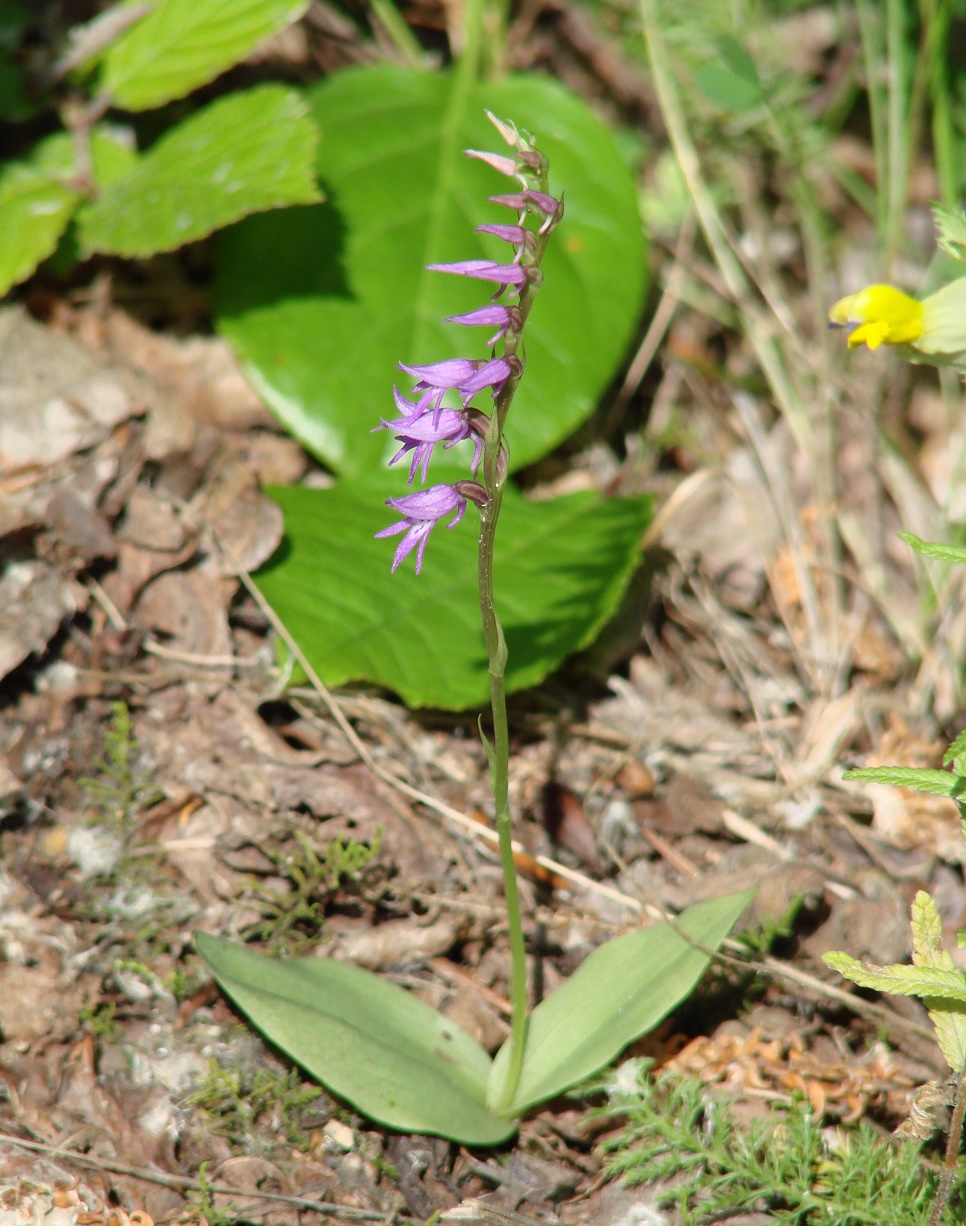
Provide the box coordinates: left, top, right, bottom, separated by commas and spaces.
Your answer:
427, 260, 527, 288
459, 357, 511, 398
384, 407, 474, 484
398, 358, 479, 387
375, 484, 469, 574
475, 223, 527, 245
464, 149, 521, 177
444, 303, 518, 348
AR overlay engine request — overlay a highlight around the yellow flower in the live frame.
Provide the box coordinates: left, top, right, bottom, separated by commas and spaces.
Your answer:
827, 285, 923, 350
828, 279, 966, 369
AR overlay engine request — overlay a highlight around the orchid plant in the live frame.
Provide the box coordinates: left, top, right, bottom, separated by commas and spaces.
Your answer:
196, 115, 751, 1146
826, 202, 966, 1226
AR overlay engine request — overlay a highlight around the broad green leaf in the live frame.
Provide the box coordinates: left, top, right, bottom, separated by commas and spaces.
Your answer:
102, 0, 309, 112
215, 65, 646, 478
488, 890, 754, 1115
0, 128, 137, 297
842, 765, 966, 798
78, 86, 320, 257
196, 934, 516, 1145
900, 531, 966, 565
257, 478, 651, 709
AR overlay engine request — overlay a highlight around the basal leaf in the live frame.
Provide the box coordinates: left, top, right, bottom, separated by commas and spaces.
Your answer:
196, 934, 516, 1145
215, 65, 646, 478
78, 86, 320, 257
102, 0, 309, 111
256, 478, 651, 709
488, 890, 754, 1115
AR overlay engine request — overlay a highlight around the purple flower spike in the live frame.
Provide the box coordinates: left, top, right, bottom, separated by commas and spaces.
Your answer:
427, 259, 527, 288
383, 406, 483, 484
375, 484, 468, 574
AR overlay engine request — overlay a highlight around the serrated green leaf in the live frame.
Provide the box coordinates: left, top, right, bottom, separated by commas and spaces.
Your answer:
102, 0, 309, 111
0, 127, 137, 297
256, 478, 651, 709
78, 86, 320, 257
489, 891, 754, 1115
932, 201, 966, 266
823, 950, 966, 1002
843, 765, 966, 798
899, 531, 966, 565
830, 894, 966, 1073
911, 890, 944, 963
910, 891, 966, 1072
943, 726, 966, 773
215, 65, 646, 478
196, 934, 515, 1144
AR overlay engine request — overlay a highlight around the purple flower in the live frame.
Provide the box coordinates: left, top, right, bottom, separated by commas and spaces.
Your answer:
426, 259, 527, 288
375, 484, 469, 574
444, 303, 519, 347
379, 403, 483, 484
489, 190, 562, 225
475, 223, 527, 246
399, 356, 511, 404
465, 149, 521, 177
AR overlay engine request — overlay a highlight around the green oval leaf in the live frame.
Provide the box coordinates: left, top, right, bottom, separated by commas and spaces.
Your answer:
196, 934, 516, 1145
489, 890, 754, 1115
102, 0, 309, 112
215, 65, 646, 477
78, 86, 321, 257
256, 478, 652, 709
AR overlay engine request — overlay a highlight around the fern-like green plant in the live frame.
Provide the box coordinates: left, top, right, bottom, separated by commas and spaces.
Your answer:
593, 1066, 955, 1225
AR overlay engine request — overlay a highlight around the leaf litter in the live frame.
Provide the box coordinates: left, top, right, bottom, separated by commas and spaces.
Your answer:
2, 7, 966, 1226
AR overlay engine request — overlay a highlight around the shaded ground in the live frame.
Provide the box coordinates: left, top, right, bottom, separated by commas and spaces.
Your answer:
3, 3, 966, 1224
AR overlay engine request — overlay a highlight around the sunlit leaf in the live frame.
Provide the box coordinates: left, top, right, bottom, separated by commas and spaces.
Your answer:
256, 478, 651, 709
489, 890, 754, 1115
78, 86, 320, 257
102, 0, 309, 111
216, 65, 646, 477
196, 933, 516, 1145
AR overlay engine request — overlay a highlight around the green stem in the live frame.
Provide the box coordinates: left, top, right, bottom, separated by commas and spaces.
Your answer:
477, 471, 527, 1114
476, 143, 557, 1116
